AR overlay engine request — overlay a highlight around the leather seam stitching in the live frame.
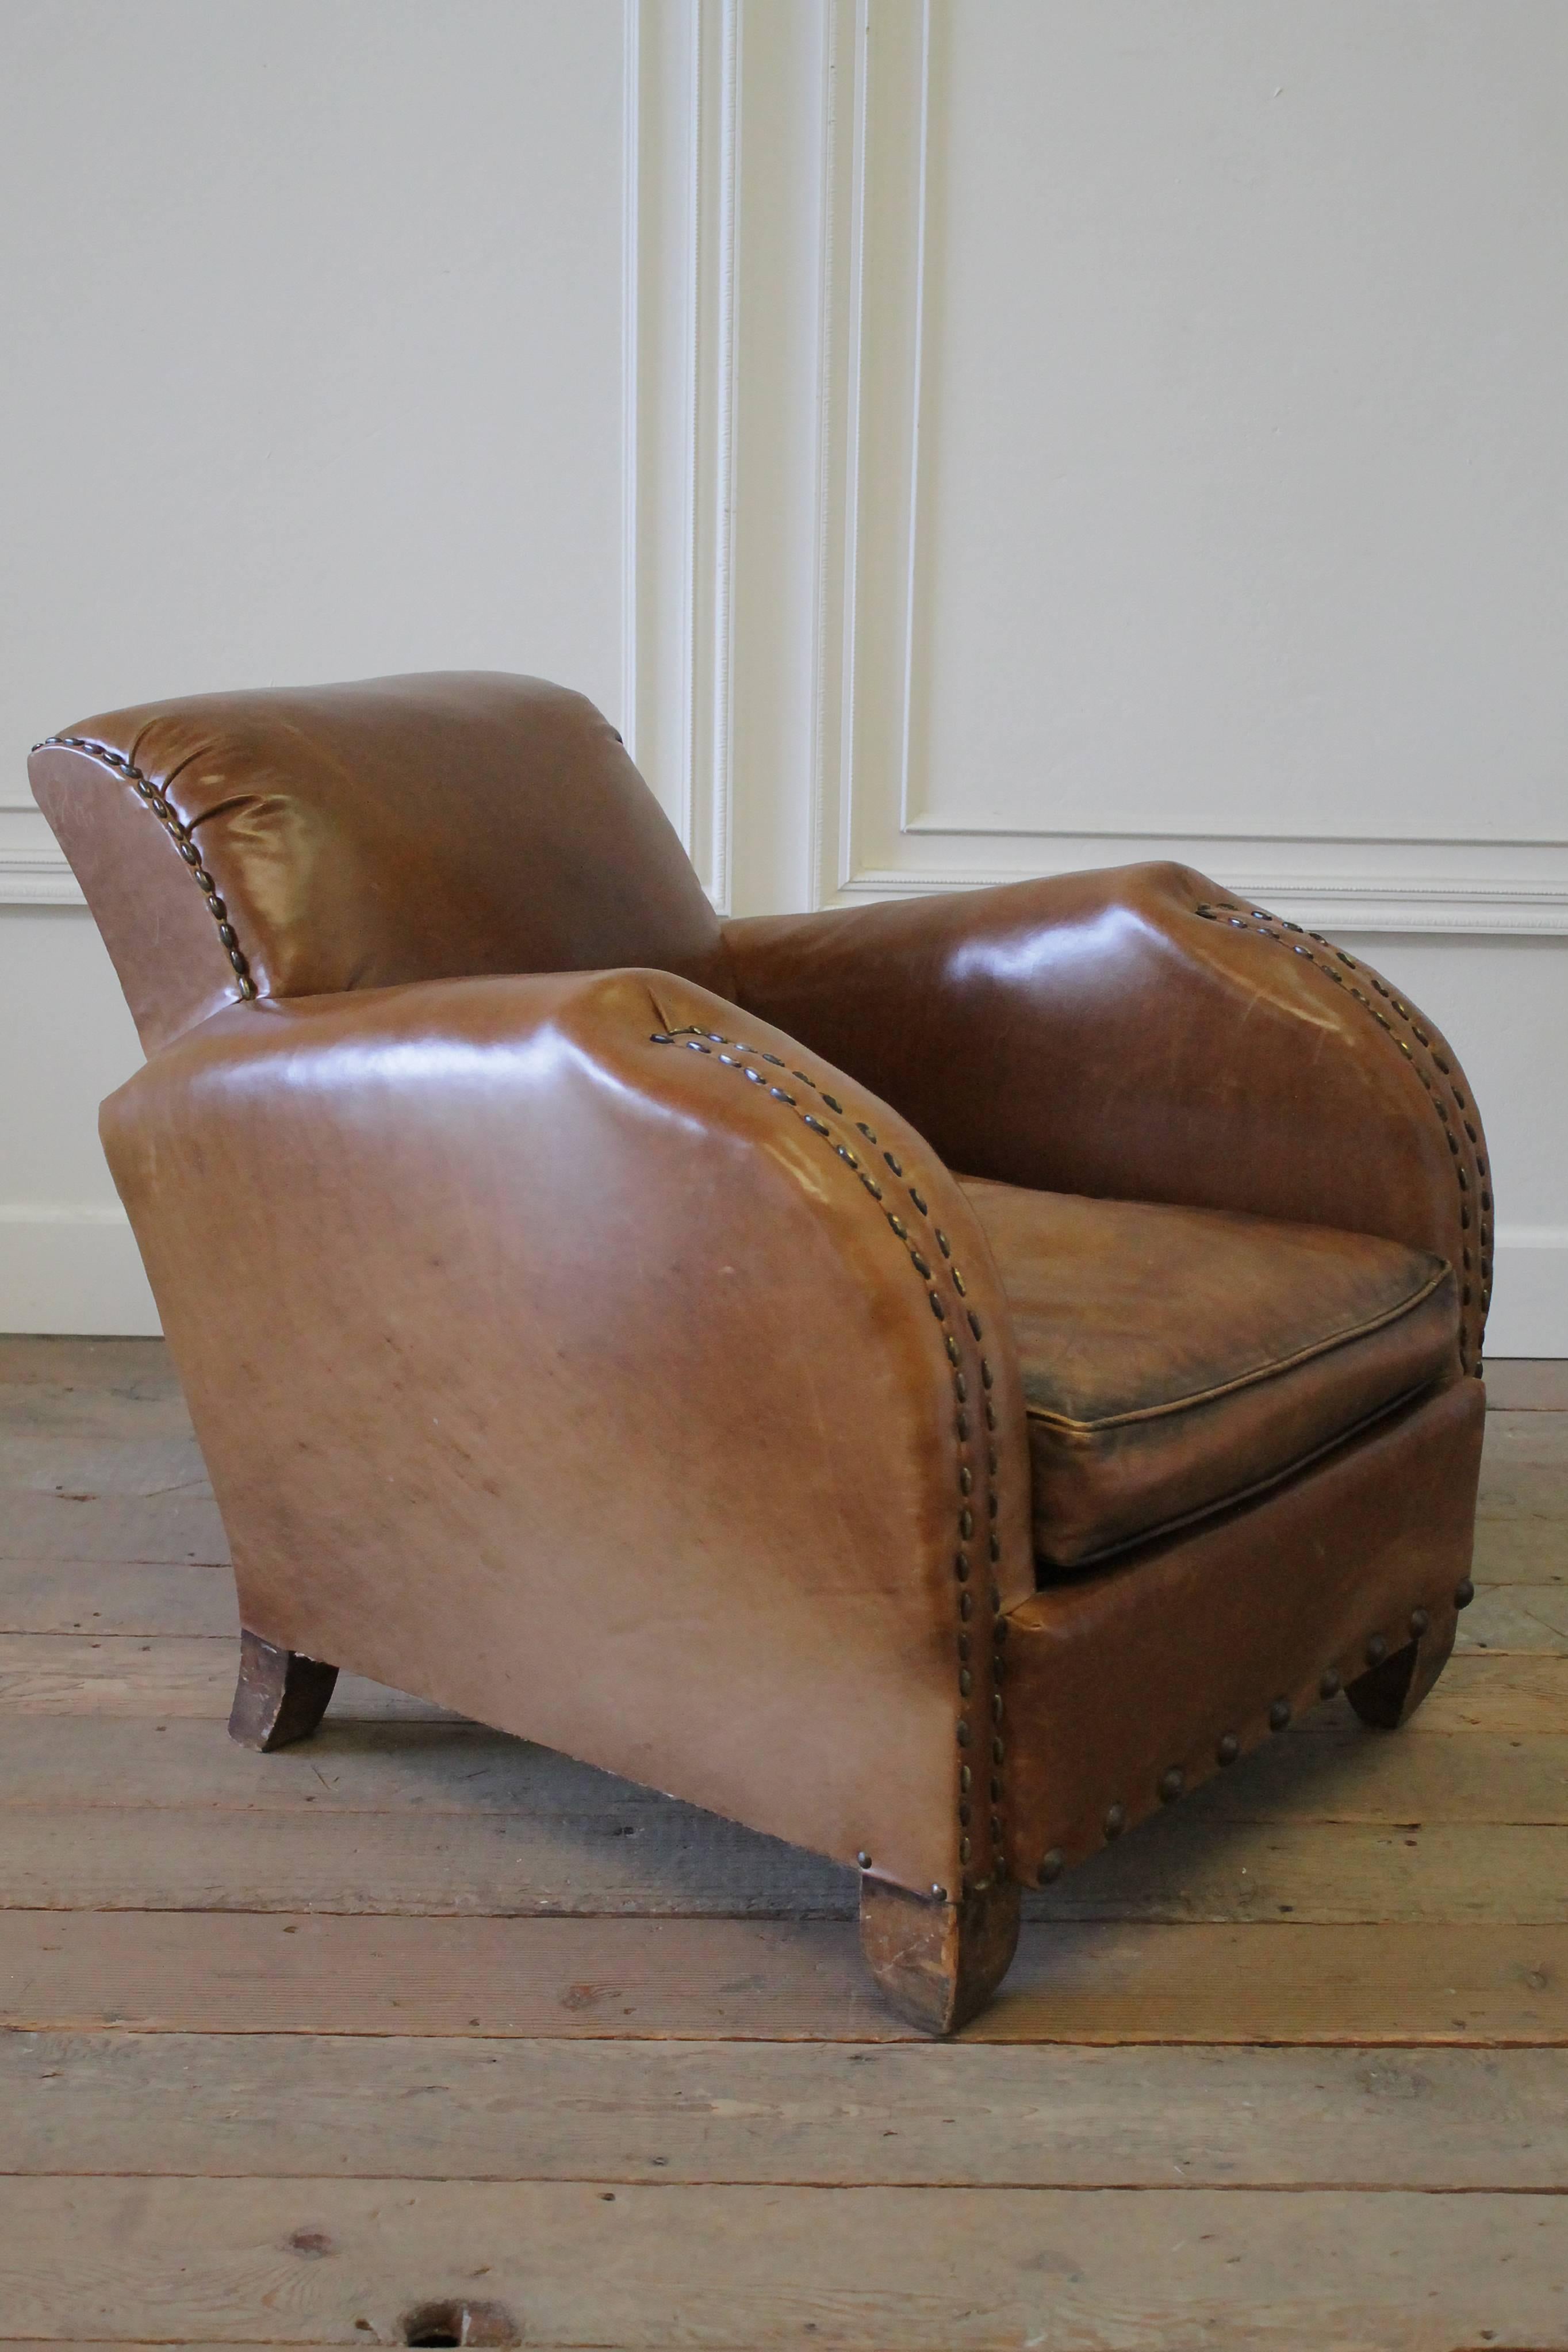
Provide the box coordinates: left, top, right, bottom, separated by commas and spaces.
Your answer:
33, 735, 257, 1002
649, 1017, 1010, 1901
1020, 1263, 1454, 1432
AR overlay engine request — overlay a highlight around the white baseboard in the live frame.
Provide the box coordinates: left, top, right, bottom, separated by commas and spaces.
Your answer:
1, 1206, 1562, 1357
1486, 1228, 1568, 1360
0, 1207, 160, 1336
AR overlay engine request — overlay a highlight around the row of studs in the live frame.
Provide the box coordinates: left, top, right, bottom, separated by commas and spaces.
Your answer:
1193, 901, 1490, 1370
37, 736, 256, 1001
1037, 1578, 1475, 1882
649, 1021, 1007, 1898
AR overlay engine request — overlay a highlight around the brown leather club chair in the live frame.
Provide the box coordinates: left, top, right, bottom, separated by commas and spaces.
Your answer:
31, 672, 1489, 2033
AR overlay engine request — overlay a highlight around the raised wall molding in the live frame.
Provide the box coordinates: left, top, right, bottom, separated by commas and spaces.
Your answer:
800, 0, 1568, 937
10, 2, 1566, 941
834, 864, 1568, 936
622, 0, 739, 915
0, 808, 83, 907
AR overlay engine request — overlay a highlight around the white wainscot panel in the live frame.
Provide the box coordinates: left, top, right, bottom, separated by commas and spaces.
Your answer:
0, 907, 156, 1335
810, 1, 1568, 938
0, 1209, 159, 1338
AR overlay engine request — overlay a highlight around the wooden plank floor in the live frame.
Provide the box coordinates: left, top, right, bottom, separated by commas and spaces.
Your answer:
2, 1337, 1565, 2349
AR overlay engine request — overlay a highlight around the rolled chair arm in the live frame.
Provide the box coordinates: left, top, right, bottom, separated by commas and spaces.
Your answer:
30, 673, 731, 1055
725, 862, 1492, 1373
101, 966, 1033, 1899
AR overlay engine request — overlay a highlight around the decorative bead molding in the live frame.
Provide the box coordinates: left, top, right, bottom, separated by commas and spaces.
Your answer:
649, 1018, 1007, 1894
798, 3, 1568, 925
621, 0, 739, 913
616, 4, 1568, 932
33, 737, 256, 1001
0, 807, 85, 905
1191, 897, 1490, 1372
826, 864, 1568, 937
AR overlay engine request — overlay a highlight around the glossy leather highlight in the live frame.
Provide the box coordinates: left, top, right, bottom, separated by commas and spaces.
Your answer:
31, 672, 732, 1054
726, 867, 1491, 1373
33, 669, 1490, 2029
99, 970, 1033, 1902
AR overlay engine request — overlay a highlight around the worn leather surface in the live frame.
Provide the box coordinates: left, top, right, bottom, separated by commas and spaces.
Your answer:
726, 868, 1492, 1374
1004, 1373, 1483, 1882
961, 1177, 1458, 1569
35, 669, 1493, 1928
99, 969, 1033, 1902
31, 672, 732, 1054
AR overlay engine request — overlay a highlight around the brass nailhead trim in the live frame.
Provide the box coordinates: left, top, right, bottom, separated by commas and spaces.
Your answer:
36, 736, 258, 1001
664, 1017, 1456, 1895
1078, 1619, 1417, 1857
1192, 901, 1489, 1370
651, 1022, 1007, 1893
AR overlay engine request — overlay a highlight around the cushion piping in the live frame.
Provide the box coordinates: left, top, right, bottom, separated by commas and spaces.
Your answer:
1023, 1262, 1452, 1437
1034, 1377, 1443, 1576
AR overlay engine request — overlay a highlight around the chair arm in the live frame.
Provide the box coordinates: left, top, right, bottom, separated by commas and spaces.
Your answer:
101, 966, 1033, 1899
725, 862, 1492, 1373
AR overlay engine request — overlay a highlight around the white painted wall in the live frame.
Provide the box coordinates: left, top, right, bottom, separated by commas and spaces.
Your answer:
5, 0, 1566, 1352
628, 0, 1566, 1352
915, 2, 1567, 857
0, 0, 625, 1329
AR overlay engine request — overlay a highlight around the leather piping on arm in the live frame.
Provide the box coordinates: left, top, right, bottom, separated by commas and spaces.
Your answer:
1193, 899, 1492, 1373
33, 735, 257, 1001
649, 1018, 1011, 1897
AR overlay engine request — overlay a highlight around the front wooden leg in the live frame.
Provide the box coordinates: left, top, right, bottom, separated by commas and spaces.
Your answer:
1347, 1610, 1459, 1730
228, 1627, 339, 1752
858, 1876, 1021, 2035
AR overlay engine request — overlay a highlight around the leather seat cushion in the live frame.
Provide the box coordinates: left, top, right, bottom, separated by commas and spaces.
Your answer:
960, 1178, 1459, 1573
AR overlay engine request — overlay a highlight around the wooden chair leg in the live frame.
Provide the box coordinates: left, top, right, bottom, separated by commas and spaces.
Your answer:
1346, 1612, 1458, 1730
858, 1875, 1021, 2035
228, 1627, 339, 1752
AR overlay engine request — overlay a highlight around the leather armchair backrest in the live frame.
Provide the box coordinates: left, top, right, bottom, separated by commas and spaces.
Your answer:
30, 671, 731, 1054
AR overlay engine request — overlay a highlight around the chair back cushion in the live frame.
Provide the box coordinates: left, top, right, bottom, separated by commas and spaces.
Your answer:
30, 671, 730, 1052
